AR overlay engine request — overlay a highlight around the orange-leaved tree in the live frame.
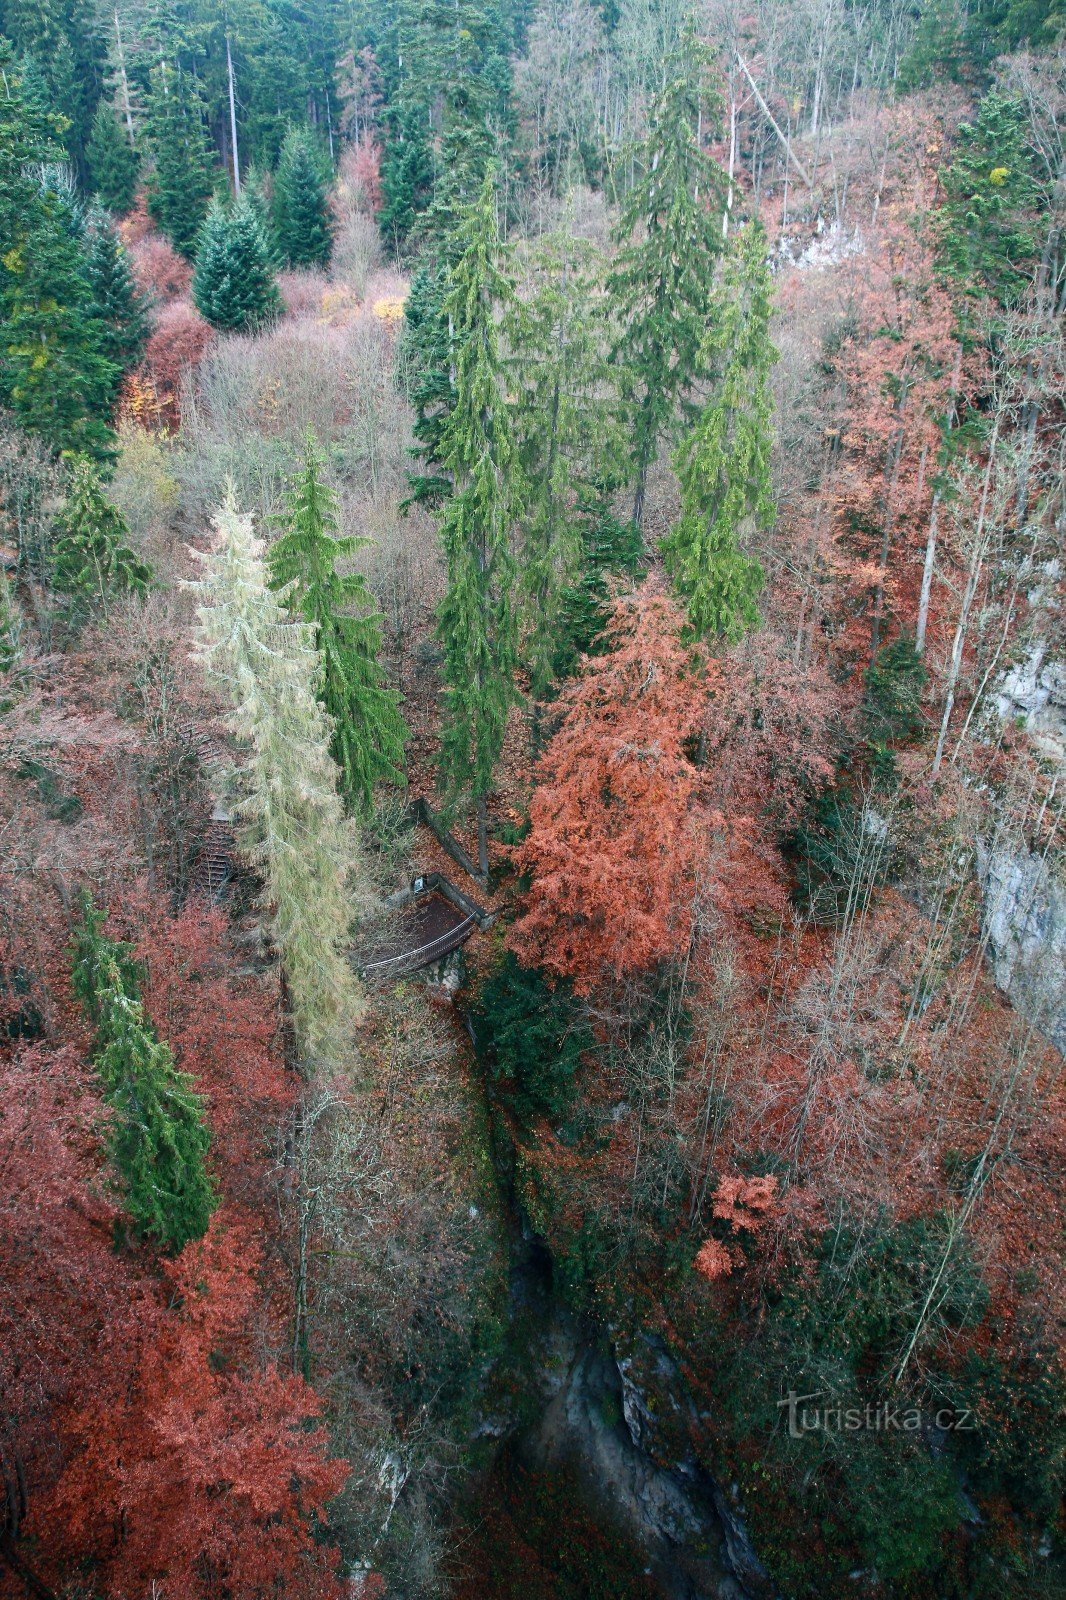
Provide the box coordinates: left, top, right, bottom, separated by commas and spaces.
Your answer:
510, 582, 715, 994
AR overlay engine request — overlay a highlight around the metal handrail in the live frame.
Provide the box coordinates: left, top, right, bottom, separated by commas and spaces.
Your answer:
361, 912, 477, 978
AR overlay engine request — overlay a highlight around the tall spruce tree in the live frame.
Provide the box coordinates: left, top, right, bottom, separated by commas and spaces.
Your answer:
70, 890, 216, 1255
86, 99, 139, 214
192, 197, 281, 332
938, 91, 1045, 308
83, 207, 150, 405
272, 126, 333, 268
509, 231, 621, 699
267, 436, 407, 815
607, 43, 726, 530
0, 55, 117, 460
662, 222, 774, 643
435, 171, 520, 877
53, 454, 153, 605
191, 492, 365, 1068
145, 58, 214, 256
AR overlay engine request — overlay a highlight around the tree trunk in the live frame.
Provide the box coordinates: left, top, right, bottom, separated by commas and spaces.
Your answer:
915, 490, 940, 654
476, 794, 489, 883
226, 32, 241, 195
114, 9, 135, 143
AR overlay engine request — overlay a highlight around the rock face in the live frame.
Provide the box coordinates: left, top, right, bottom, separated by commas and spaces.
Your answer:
519, 1302, 771, 1600
978, 839, 1066, 1054
996, 641, 1066, 768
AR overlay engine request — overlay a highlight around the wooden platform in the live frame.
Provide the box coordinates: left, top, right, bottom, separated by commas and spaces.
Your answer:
356, 874, 493, 981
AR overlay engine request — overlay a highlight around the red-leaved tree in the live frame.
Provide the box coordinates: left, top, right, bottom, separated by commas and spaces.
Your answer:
510, 583, 716, 993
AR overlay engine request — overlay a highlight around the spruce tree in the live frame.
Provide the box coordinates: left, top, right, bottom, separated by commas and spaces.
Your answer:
86, 99, 139, 214
434, 171, 519, 876
267, 435, 407, 815
145, 59, 214, 257
53, 454, 153, 605
70, 890, 216, 1255
607, 44, 726, 529
509, 231, 620, 699
83, 207, 150, 405
192, 197, 282, 333
938, 91, 1044, 308
272, 126, 333, 268
0, 49, 118, 461
662, 222, 773, 644
191, 492, 365, 1068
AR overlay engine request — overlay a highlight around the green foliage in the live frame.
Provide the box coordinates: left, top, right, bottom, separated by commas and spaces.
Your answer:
790, 787, 895, 923
86, 100, 139, 214
52, 454, 152, 605
863, 631, 928, 746
83, 207, 150, 405
663, 222, 773, 642
938, 91, 1045, 307
509, 232, 621, 698
474, 951, 592, 1125
272, 126, 332, 268
379, 106, 435, 250
0, 0, 106, 178
607, 41, 726, 526
944, 1341, 1066, 1521
0, 51, 118, 461
720, 1213, 990, 1591
145, 60, 214, 257
192, 491, 365, 1067
434, 171, 520, 816
401, 257, 454, 506
555, 493, 644, 674
192, 197, 281, 333
842, 1435, 963, 1583
378, 0, 516, 250
70, 889, 216, 1254
267, 435, 407, 815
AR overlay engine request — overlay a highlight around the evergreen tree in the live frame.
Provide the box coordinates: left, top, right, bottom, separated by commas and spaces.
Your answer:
191, 492, 365, 1067
0, 51, 118, 460
192, 197, 281, 333
272, 126, 333, 268
607, 44, 726, 529
1, 0, 107, 179
938, 91, 1045, 307
434, 171, 520, 876
662, 222, 774, 644
70, 890, 216, 1255
86, 99, 139, 214
53, 454, 153, 605
83, 208, 150, 405
509, 231, 621, 699
267, 436, 407, 815
145, 59, 214, 257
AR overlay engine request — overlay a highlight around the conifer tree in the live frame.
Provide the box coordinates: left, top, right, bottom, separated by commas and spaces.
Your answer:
86, 99, 139, 214
938, 91, 1044, 308
53, 454, 153, 605
272, 126, 333, 268
192, 197, 281, 333
145, 59, 214, 257
607, 43, 726, 529
0, 49, 118, 460
83, 207, 150, 405
509, 231, 620, 699
70, 890, 216, 1255
663, 222, 774, 644
191, 492, 365, 1067
434, 171, 520, 877
267, 436, 407, 815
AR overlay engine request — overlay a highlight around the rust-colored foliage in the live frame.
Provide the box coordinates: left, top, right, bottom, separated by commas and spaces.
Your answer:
510, 583, 715, 993
142, 300, 214, 426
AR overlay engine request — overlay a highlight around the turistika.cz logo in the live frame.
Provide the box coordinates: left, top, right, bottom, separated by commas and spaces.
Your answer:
777, 1390, 979, 1439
